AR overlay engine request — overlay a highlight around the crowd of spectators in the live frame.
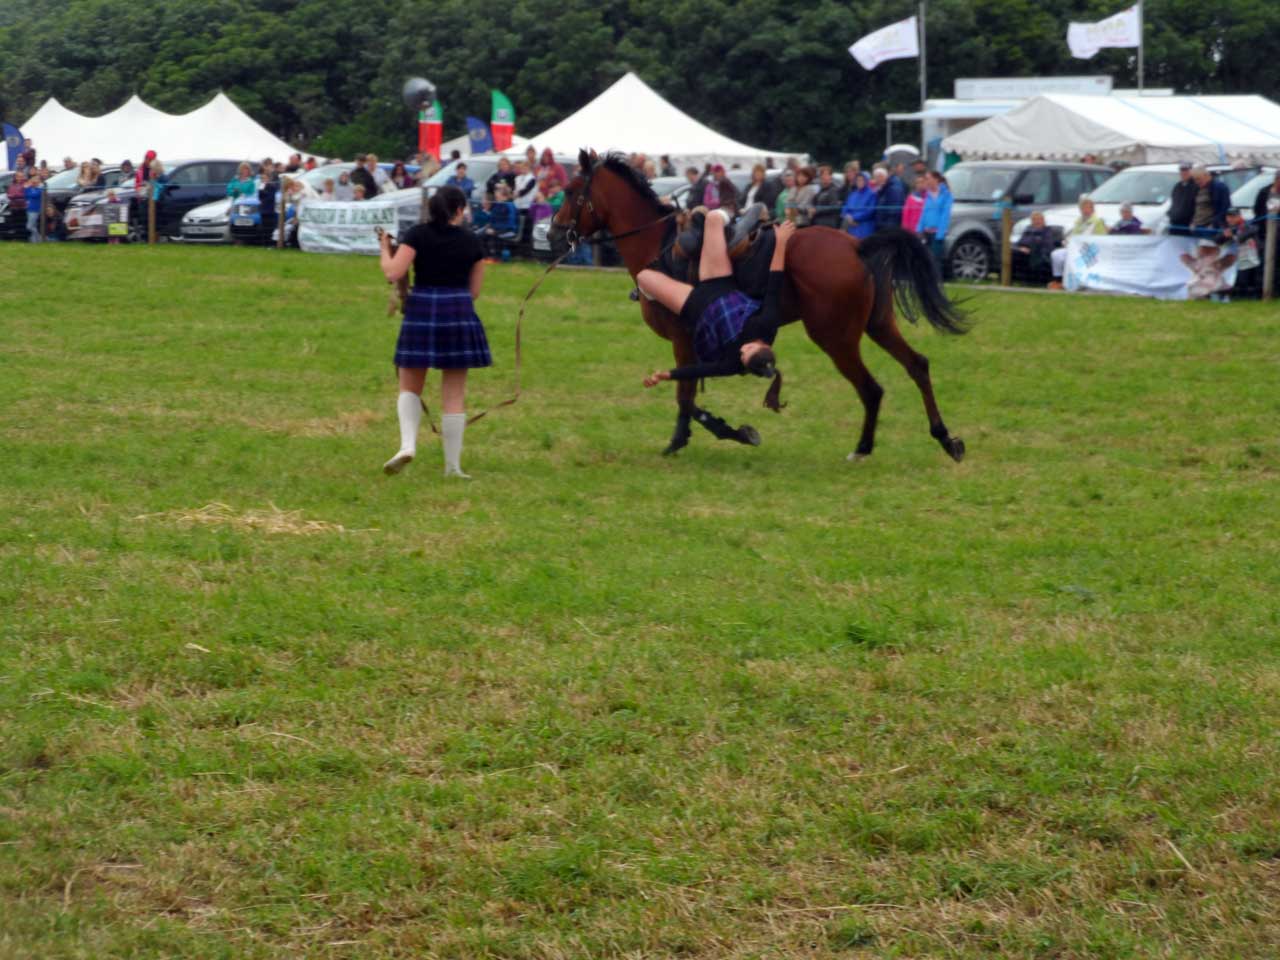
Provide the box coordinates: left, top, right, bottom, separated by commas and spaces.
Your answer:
5, 134, 1276, 298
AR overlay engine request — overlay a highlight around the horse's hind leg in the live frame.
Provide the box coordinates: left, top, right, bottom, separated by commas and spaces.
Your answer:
868, 314, 965, 462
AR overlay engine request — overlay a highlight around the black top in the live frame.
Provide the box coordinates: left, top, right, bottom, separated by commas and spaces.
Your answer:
350, 165, 379, 199
1168, 179, 1197, 228
668, 272, 785, 381
402, 222, 484, 289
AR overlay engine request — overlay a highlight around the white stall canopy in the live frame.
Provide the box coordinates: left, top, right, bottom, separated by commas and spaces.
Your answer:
942, 93, 1280, 166
21, 92, 298, 166
514, 72, 804, 168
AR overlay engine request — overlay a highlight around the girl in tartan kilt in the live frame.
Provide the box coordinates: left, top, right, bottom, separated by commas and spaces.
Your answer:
379, 186, 490, 478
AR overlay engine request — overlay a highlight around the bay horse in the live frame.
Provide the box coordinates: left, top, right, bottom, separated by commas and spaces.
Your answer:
549, 150, 969, 461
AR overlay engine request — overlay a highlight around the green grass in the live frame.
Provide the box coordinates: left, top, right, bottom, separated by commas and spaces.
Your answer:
2, 244, 1279, 958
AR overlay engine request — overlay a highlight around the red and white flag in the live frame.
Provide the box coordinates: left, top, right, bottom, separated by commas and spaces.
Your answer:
848, 16, 919, 71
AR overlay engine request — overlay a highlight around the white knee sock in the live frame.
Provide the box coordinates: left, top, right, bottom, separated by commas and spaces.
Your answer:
710, 208, 731, 225
441, 413, 468, 476
397, 391, 421, 454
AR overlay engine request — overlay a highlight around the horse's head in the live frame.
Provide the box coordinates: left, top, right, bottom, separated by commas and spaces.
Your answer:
549, 149, 605, 251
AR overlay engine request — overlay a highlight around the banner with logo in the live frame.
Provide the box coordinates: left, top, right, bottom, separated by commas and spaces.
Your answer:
466, 116, 494, 154
848, 16, 918, 71
1063, 233, 1238, 300
298, 197, 422, 255
1068, 5, 1140, 59
418, 101, 443, 160
491, 90, 516, 151
2, 122, 23, 170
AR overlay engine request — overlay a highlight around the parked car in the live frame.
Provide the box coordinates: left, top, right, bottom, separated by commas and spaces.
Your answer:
180, 198, 235, 243
0, 171, 25, 240
67, 159, 245, 241
1011, 163, 1265, 239
45, 165, 128, 216
940, 161, 1114, 280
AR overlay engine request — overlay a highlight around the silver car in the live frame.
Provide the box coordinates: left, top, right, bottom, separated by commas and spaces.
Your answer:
941, 161, 1113, 280
180, 198, 233, 243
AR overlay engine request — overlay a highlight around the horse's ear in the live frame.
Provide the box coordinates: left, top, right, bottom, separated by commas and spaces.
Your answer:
578, 148, 592, 171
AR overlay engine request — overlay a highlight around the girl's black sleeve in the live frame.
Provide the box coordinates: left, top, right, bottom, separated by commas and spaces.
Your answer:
666, 356, 744, 381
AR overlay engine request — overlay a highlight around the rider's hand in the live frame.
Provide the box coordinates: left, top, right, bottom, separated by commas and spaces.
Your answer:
643, 370, 670, 388
775, 220, 797, 244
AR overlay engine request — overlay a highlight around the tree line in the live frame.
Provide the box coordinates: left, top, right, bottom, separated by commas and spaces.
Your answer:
2, 0, 1277, 165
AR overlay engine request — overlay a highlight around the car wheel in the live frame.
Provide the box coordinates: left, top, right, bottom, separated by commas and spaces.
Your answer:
947, 236, 992, 281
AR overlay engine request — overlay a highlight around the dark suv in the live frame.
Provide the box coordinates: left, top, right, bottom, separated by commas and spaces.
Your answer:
941, 161, 1114, 280
67, 159, 243, 241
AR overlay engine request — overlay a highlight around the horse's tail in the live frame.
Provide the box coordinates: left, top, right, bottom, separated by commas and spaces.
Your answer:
858, 227, 970, 336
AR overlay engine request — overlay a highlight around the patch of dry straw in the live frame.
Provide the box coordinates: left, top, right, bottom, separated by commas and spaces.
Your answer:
133, 502, 373, 536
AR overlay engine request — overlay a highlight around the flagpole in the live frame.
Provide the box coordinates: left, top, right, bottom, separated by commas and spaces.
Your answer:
1137, 1, 1144, 93
919, 0, 927, 112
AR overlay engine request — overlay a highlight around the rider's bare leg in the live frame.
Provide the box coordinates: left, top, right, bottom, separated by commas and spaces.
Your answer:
636, 270, 693, 314
699, 209, 732, 281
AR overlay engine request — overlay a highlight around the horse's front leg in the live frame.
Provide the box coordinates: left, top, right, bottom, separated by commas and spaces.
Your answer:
662, 334, 759, 455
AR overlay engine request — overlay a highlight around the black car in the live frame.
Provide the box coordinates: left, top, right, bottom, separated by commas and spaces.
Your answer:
67, 159, 244, 242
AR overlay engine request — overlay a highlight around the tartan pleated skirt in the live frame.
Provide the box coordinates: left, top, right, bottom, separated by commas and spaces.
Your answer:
394, 287, 492, 370
694, 290, 762, 362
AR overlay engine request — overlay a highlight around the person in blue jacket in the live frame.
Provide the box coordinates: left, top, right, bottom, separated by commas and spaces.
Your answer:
840, 171, 877, 239
916, 170, 953, 273
23, 173, 44, 243
874, 162, 907, 232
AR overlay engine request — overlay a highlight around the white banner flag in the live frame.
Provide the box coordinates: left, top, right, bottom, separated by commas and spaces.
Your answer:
848, 16, 919, 71
298, 196, 422, 255
1067, 5, 1140, 59
1063, 234, 1238, 301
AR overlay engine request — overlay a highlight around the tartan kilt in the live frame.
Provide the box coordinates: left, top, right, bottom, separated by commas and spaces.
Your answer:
394, 287, 492, 370
694, 290, 762, 362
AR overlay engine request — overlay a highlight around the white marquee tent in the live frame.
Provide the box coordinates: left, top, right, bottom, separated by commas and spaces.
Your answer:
511, 72, 804, 167
942, 93, 1280, 166
17, 92, 297, 167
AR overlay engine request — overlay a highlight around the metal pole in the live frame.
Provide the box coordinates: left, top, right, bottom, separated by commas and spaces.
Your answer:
1137, 1, 1144, 94
1000, 205, 1013, 287
39, 190, 46, 241
919, 0, 927, 112
1264, 208, 1277, 301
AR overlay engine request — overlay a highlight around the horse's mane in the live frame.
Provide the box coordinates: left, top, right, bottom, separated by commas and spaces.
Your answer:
597, 152, 668, 217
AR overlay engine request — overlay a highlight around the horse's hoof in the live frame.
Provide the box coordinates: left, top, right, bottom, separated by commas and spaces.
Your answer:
737, 425, 761, 446
847, 451, 871, 462
947, 437, 966, 462
663, 442, 685, 457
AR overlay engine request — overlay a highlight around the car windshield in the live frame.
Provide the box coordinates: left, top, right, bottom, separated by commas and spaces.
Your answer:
45, 168, 85, 189
1231, 170, 1276, 207
301, 163, 350, 189
1088, 169, 1180, 205
945, 167, 1019, 201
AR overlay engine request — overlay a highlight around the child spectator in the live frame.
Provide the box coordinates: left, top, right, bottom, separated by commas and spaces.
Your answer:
24, 174, 44, 242
481, 183, 519, 258
1109, 203, 1144, 234
335, 171, 355, 201
104, 189, 126, 244
353, 184, 367, 201
319, 178, 336, 201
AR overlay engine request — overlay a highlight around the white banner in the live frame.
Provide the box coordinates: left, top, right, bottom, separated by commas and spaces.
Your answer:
849, 16, 918, 71
297, 197, 422, 255
1063, 234, 1239, 300
1068, 5, 1140, 59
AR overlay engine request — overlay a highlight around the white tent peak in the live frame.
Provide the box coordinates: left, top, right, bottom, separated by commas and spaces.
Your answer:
942, 93, 1280, 166
19, 92, 298, 167
513, 71, 802, 167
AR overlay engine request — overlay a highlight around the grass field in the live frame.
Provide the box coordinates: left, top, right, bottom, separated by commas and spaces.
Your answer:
2, 244, 1279, 959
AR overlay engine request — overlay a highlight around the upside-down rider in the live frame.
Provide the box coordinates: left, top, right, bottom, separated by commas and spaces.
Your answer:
639, 209, 794, 398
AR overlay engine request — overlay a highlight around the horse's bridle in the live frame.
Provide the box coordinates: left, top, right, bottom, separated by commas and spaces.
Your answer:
562, 160, 679, 249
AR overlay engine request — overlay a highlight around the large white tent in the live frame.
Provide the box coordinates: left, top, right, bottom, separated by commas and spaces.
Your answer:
512, 72, 803, 167
17, 92, 297, 167
942, 93, 1280, 166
